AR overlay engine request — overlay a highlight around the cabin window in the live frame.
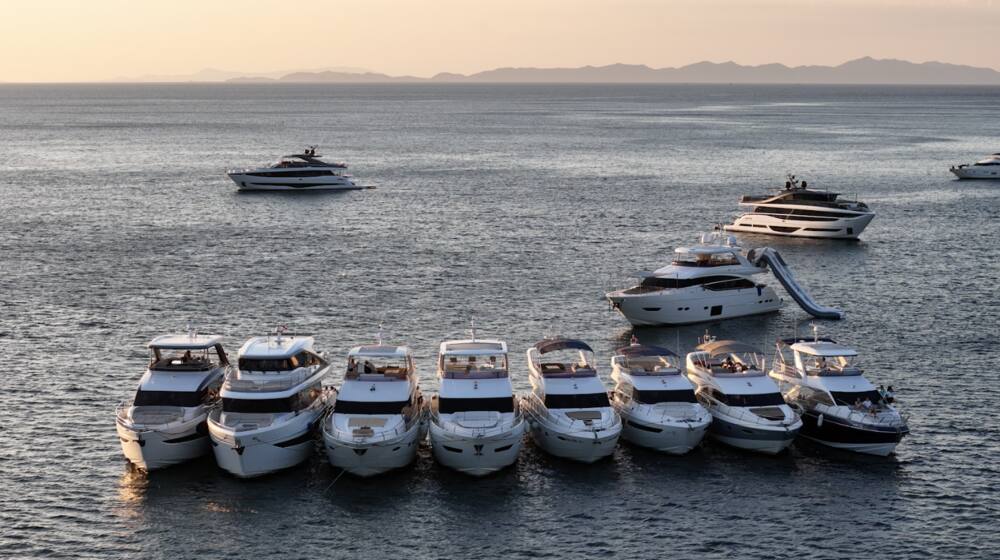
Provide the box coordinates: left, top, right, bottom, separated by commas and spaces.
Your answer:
438, 396, 514, 414
222, 396, 295, 413
633, 389, 697, 404
704, 278, 756, 291
719, 392, 786, 407
134, 389, 204, 407
239, 357, 296, 372
334, 400, 410, 415
544, 392, 610, 409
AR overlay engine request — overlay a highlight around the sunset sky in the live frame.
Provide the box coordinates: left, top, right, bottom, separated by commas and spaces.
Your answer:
1, 0, 997, 82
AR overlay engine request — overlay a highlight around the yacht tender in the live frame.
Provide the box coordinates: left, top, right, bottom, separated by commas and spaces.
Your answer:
116, 333, 229, 471
610, 342, 711, 454
685, 337, 801, 454
606, 233, 782, 326
723, 175, 875, 239
950, 153, 1000, 179
322, 342, 426, 477
208, 332, 333, 477
769, 336, 908, 456
523, 338, 622, 463
429, 336, 527, 476
227, 147, 362, 191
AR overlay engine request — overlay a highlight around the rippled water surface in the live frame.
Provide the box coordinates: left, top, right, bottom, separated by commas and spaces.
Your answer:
1, 84, 998, 559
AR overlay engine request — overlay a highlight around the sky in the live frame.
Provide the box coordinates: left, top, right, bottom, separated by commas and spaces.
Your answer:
1, 0, 998, 82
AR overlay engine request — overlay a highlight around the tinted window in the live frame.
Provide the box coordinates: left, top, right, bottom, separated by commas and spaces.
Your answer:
238, 357, 296, 371
222, 397, 294, 413
544, 392, 610, 409
634, 389, 697, 404
334, 400, 409, 415
830, 390, 882, 406
134, 389, 203, 407
439, 396, 514, 414
721, 392, 786, 407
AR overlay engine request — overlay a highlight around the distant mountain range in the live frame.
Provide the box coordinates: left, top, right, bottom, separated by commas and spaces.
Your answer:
110, 66, 370, 83
219, 58, 1000, 85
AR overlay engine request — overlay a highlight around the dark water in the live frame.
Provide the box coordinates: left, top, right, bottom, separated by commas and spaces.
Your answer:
1, 84, 998, 559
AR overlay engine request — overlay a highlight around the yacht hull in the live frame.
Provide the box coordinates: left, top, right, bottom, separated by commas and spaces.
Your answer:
619, 414, 710, 455
116, 418, 210, 471
723, 212, 874, 239
227, 173, 362, 191
609, 285, 781, 326
707, 414, 799, 455
429, 419, 526, 476
528, 419, 621, 463
951, 166, 1000, 180
209, 411, 322, 478
798, 410, 907, 457
323, 421, 426, 477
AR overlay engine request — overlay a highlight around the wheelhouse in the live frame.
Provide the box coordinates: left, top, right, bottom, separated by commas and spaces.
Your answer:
774, 337, 862, 378
346, 345, 413, 381
529, 338, 597, 378
438, 340, 509, 379
690, 340, 766, 376
612, 344, 680, 375
148, 334, 228, 371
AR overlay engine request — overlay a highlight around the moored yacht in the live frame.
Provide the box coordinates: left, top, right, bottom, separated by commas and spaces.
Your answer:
116, 333, 229, 471
610, 342, 711, 454
723, 175, 875, 239
523, 337, 621, 463
322, 341, 426, 477
685, 337, 801, 454
769, 335, 908, 456
606, 232, 781, 326
208, 331, 333, 477
950, 153, 1000, 179
227, 147, 362, 191
428, 335, 526, 476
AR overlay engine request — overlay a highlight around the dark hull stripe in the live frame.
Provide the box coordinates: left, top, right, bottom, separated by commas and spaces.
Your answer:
800, 411, 907, 444
274, 431, 314, 448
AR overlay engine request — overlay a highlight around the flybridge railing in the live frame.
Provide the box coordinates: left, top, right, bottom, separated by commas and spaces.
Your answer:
115, 400, 208, 429
522, 394, 620, 432
324, 410, 425, 444
811, 402, 908, 430
623, 400, 707, 425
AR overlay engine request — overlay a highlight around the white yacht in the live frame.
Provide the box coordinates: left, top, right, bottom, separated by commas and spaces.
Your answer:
322, 342, 426, 477
950, 153, 1000, 179
685, 337, 801, 454
523, 338, 622, 463
609, 342, 712, 454
227, 147, 362, 191
723, 175, 875, 239
606, 232, 782, 326
769, 334, 908, 456
428, 336, 527, 476
208, 331, 333, 478
116, 333, 229, 471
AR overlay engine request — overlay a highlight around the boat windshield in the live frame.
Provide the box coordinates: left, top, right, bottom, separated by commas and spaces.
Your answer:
149, 348, 217, 371
801, 354, 861, 376
441, 353, 508, 377
672, 252, 739, 267
347, 355, 411, 379
620, 354, 678, 374
534, 348, 596, 375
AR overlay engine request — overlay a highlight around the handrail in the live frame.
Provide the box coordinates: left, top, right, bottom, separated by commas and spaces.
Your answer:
324, 409, 425, 444
696, 391, 798, 428
621, 398, 708, 424
115, 399, 212, 430
522, 393, 620, 431
428, 395, 523, 437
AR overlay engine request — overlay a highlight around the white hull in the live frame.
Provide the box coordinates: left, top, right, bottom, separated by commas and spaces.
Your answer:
209, 409, 322, 478
708, 414, 799, 455
227, 172, 361, 191
429, 419, 526, 476
116, 415, 210, 471
951, 166, 1000, 180
610, 285, 781, 327
618, 413, 710, 455
528, 418, 621, 463
724, 212, 874, 239
323, 420, 426, 477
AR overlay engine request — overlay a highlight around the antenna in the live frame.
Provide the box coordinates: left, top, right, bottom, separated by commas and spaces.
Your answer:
186, 319, 195, 340
811, 322, 819, 342
376, 323, 384, 345
470, 319, 476, 342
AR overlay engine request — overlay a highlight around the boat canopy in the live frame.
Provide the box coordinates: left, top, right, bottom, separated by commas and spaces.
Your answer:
615, 344, 677, 358
349, 344, 410, 358
696, 339, 762, 357
790, 341, 858, 357
148, 334, 224, 350
535, 338, 593, 354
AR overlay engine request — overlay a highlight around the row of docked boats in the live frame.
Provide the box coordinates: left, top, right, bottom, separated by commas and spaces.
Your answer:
116, 327, 909, 479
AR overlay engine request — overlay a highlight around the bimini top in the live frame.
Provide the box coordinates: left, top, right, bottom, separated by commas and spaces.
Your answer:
239, 335, 313, 359
439, 339, 507, 356
148, 334, 224, 350
696, 339, 762, 357
789, 340, 858, 357
615, 344, 677, 358
674, 245, 740, 257
348, 344, 411, 358
535, 338, 593, 354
